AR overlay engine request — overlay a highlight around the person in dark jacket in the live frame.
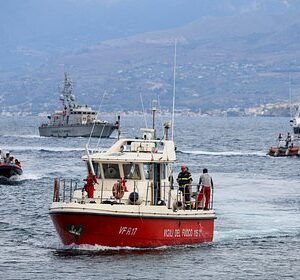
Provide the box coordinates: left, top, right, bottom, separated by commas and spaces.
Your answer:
4, 153, 10, 164
285, 132, 292, 148
177, 165, 193, 209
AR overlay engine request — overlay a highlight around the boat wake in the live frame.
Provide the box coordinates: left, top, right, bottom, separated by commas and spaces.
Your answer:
2, 146, 85, 153
20, 172, 45, 181
0, 176, 23, 185
0, 172, 46, 184
39, 147, 85, 153
48, 242, 220, 256
45, 243, 170, 256
214, 229, 299, 245
177, 150, 267, 157
2, 134, 41, 139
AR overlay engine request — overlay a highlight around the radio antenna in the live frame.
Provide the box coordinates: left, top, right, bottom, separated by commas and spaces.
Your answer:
171, 40, 177, 140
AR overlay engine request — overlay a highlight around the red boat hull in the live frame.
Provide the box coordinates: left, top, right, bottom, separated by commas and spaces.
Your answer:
0, 164, 23, 178
50, 213, 214, 248
268, 146, 300, 157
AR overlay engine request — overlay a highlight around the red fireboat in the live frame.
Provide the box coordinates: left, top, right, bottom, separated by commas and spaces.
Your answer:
49, 111, 216, 248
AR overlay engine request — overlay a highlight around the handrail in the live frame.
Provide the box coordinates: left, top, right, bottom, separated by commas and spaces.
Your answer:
145, 181, 150, 206
52, 178, 214, 210
118, 138, 167, 144
52, 178, 80, 203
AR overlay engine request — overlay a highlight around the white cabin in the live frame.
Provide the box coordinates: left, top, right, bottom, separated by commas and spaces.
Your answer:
74, 128, 179, 208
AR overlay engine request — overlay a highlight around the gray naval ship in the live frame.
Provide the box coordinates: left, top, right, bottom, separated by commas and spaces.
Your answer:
39, 73, 119, 138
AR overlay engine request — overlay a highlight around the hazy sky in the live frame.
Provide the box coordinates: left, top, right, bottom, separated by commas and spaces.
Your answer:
1, 0, 299, 68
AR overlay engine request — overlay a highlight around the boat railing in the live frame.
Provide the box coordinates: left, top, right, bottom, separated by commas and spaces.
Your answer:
90, 180, 214, 210
52, 178, 214, 210
53, 178, 81, 202
145, 182, 214, 210
171, 183, 214, 210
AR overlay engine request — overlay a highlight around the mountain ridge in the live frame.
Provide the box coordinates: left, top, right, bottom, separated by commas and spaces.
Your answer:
2, 1, 300, 113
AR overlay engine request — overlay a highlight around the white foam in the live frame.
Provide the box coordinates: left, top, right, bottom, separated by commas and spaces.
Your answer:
214, 228, 298, 243
20, 172, 44, 180
2, 134, 41, 139
1, 145, 85, 152
52, 243, 168, 252
180, 150, 267, 157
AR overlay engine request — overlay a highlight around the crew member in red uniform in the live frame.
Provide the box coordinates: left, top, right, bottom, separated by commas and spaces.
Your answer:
84, 172, 97, 198
120, 177, 128, 192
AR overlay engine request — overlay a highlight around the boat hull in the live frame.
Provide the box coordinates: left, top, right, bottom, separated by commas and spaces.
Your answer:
268, 146, 300, 157
50, 212, 214, 248
0, 164, 23, 178
39, 123, 117, 138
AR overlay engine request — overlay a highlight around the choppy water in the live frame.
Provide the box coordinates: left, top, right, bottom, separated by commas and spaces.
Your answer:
0, 115, 299, 280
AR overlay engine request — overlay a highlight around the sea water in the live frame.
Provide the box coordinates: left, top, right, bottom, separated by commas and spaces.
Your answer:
0, 115, 299, 280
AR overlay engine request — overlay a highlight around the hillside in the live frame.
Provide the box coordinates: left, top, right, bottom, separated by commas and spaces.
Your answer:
2, 1, 300, 114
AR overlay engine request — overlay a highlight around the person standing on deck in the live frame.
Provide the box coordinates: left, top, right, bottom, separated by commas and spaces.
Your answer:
197, 168, 213, 210
4, 152, 10, 164
278, 133, 285, 148
84, 172, 97, 198
177, 165, 193, 209
285, 133, 292, 148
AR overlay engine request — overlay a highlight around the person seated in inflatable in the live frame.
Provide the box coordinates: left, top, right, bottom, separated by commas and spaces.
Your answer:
15, 159, 22, 168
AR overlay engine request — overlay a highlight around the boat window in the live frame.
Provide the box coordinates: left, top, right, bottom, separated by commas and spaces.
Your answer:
161, 164, 166, 179
123, 163, 141, 180
93, 162, 101, 178
103, 163, 120, 179
294, 127, 300, 134
143, 163, 153, 180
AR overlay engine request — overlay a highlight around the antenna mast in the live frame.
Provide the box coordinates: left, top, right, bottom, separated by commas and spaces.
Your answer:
289, 73, 292, 118
152, 100, 157, 130
87, 91, 106, 149
171, 40, 177, 140
140, 90, 148, 128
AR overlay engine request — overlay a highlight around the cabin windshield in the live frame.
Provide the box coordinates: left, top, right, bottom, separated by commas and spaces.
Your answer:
103, 163, 120, 179
93, 162, 101, 178
143, 163, 153, 180
294, 127, 300, 134
161, 164, 166, 179
123, 163, 141, 180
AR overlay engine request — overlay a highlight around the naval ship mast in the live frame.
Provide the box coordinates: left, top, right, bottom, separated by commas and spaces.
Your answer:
60, 73, 77, 110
